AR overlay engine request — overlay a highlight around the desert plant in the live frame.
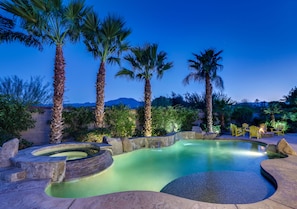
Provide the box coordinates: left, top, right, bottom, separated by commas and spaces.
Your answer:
268, 120, 288, 132
0, 95, 35, 146
0, 75, 51, 106
76, 128, 110, 143
19, 138, 33, 150
176, 107, 198, 131
151, 106, 197, 135
63, 107, 95, 138
104, 105, 136, 137
231, 106, 253, 125
212, 125, 221, 134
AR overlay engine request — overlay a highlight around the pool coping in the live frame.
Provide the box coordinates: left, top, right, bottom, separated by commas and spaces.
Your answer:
0, 135, 297, 209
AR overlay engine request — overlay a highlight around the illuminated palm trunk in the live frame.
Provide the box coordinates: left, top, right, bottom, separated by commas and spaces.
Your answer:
95, 62, 106, 128
205, 74, 213, 133
50, 45, 65, 143
144, 79, 152, 137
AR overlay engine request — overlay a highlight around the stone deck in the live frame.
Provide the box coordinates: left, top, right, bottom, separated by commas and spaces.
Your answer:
0, 133, 297, 209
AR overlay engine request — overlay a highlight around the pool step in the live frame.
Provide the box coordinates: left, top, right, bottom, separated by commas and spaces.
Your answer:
0, 167, 26, 182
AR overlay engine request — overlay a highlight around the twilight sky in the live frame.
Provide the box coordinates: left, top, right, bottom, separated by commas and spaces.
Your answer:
1, 0, 297, 103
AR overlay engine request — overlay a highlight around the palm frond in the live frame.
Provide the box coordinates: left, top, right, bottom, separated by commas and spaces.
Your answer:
115, 68, 134, 79
185, 48, 224, 88
82, 12, 131, 65
213, 76, 224, 90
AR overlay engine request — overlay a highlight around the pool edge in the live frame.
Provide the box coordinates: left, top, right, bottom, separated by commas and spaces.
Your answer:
1, 132, 297, 209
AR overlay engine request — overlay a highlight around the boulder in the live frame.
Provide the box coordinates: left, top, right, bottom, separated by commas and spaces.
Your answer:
122, 137, 133, 152
266, 144, 277, 153
106, 137, 123, 155
202, 132, 217, 139
0, 138, 19, 168
277, 138, 297, 156
130, 137, 148, 150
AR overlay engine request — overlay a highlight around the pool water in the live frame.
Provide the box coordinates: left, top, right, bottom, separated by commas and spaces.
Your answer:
49, 151, 88, 160
46, 140, 275, 198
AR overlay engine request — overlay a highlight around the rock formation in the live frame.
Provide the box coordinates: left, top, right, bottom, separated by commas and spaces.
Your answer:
277, 138, 297, 156
0, 138, 19, 168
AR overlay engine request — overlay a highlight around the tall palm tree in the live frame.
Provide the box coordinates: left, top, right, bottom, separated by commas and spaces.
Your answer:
183, 48, 224, 133
116, 44, 173, 137
0, 0, 90, 143
82, 13, 131, 128
0, 14, 42, 49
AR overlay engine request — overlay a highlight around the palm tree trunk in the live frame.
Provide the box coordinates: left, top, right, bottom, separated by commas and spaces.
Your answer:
50, 45, 65, 143
205, 74, 213, 132
144, 79, 152, 137
95, 62, 106, 128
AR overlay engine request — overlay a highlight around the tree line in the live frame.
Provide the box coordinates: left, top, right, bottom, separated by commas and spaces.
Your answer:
1, 0, 297, 145
0, 0, 225, 144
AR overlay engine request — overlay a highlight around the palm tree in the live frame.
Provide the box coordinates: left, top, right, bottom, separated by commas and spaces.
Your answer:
0, 0, 90, 143
183, 48, 224, 133
213, 92, 235, 130
264, 102, 282, 126
0, 14, 42, 49
116, 44, 173, 137
82, 13, 131, 128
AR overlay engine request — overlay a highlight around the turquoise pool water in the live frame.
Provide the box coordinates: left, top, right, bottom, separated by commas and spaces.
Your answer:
46, 139, 275, 198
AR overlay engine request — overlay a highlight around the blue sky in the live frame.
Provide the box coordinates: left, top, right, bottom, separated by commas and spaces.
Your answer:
1, 0, 297, 103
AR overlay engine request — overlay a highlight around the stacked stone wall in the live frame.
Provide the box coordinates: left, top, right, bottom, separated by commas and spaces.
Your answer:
65, 150, 113, 180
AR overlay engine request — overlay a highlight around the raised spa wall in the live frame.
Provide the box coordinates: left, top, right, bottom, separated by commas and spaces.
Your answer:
11, 143, 113, 183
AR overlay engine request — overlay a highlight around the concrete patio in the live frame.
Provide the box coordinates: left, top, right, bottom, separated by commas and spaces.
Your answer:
0, 133, 297, 209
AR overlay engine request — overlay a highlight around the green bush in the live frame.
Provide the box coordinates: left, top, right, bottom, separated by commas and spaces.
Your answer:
104, 105, 136, 138
231, 106, 253, 125
63, 107, 95, 138
151, 106, 197, 136
19, 138, 33, 150
212, 125, 221, 134
0, 95, 35, 146
176, 106, 197, 131
270, 120, 289, 132
76, 128, 110, 143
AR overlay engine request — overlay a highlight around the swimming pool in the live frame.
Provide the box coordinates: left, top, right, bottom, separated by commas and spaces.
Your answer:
46, 139, 276, 202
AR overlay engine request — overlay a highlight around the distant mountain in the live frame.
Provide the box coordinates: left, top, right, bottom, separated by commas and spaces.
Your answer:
61, 98, 143, 109
105, 98, 143, 109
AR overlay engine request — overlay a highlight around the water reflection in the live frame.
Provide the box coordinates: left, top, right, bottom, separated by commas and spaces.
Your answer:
46, 139, 276, 198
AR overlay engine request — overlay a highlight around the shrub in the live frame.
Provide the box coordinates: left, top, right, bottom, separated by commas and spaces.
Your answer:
231, 106, 253, 125
104, 105, 136, 138
63, 107, 95, 138
19, 138, 33, 150
0, 95, 35, 146
151, 106, 197, 135
0, 75, 51, 106
271, 120, 288, 132
212, 125, 221, 134
76, 128, 110, 143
